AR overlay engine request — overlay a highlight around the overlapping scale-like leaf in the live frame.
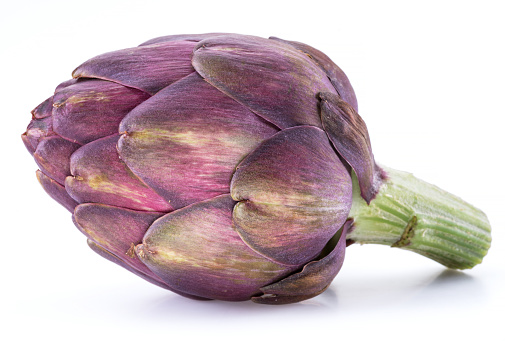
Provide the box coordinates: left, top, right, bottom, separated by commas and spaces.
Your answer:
54, 79, 79, 93
23, 116, 56, 153
34, 136, 80, 185
86, 238, 208, 300
52, 79, 150, 144
72, 40, 197, 95
135, 195, 298, 301
231, 126, 352, 266
21, 133, 35, 155
118, 72, 278, 209
73, 203, 164, 276
252, 220, 351, 304
86, 239, 172, 291
36, 170, 78, 212
319, 92, 384, 203
66, 135, 172, 212
192, 34, 337, 129
270, 37, 358, 111
31, 96, 53, 119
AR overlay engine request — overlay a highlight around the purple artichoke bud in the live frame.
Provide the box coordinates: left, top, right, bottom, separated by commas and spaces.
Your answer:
23, 33, 491, 304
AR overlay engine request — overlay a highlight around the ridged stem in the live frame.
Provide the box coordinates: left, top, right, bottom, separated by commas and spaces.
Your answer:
347, 166, 491, 269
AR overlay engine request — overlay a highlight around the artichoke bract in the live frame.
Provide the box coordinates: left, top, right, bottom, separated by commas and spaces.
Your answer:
22, 33, 491, 304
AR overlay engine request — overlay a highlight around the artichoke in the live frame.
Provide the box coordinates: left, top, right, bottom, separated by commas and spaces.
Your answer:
22, 33, 491, 304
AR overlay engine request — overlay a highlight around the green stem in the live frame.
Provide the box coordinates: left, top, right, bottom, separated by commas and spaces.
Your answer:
347, 166, 491, 269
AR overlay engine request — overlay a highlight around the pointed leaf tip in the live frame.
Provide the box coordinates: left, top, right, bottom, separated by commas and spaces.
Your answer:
252, 220, 351, 304
52, 79, 150, 144
269, 36, 358, 112
318, 91, 385, 203
86, 239, 211, 300
36, 170, 78, 212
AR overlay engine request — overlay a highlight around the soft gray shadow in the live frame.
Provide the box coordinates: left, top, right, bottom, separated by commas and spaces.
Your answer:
430, 268, 474, 284
135, 285, 340, 326
406, 269, 486, 307
132, 268, 485, 325
327, 267, 488, 313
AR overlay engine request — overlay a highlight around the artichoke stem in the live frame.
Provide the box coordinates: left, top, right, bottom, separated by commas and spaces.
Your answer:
347, 166, 491, 269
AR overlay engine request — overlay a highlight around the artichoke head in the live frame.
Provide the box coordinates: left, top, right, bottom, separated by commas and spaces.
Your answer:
22, 33, 387, 304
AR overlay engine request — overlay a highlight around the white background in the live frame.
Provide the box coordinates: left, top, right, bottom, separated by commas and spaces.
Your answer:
1, 0, 504, 340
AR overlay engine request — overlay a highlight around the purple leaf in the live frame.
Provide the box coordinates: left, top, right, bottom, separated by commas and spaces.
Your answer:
231, 126, 352, 266
192, 34, 337, 129
36, 170, 78, 212
319, 92, 385, 203
118, 72, 278, 209
252, 220, 351, 304
66, 135, 173, 212
86, 239, 210, 300
270, 36, 358, 111
34, 136, 80, 185
72, 40, 197, 95
31, 96, 53, 119
135, 195, 297, 301
24, 116, 57, 152
52, 79, 150, 144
